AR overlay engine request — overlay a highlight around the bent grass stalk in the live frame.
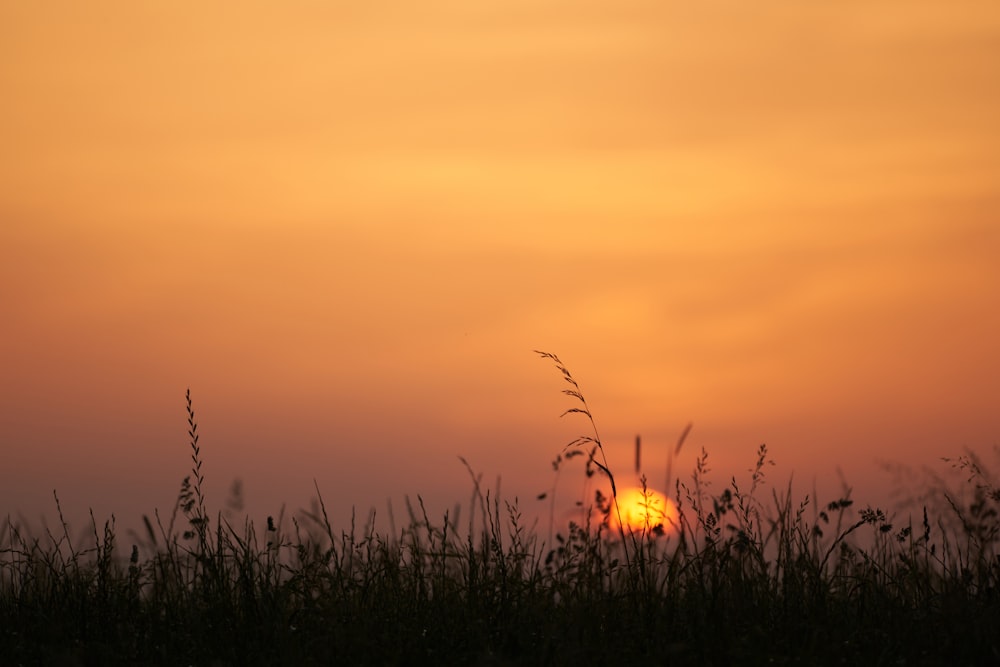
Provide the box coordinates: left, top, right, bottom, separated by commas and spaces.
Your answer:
533, 350, 634, 579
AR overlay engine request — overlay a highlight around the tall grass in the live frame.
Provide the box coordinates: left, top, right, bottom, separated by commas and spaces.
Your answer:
2, 363, 998, 665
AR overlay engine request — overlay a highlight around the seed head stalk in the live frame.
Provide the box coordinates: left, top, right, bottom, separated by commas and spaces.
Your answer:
534, 350, 633, 577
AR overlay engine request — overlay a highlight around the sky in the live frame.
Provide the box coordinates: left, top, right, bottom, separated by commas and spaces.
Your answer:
2, 0, 999, 541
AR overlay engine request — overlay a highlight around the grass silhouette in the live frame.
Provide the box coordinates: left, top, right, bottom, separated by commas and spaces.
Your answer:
2, 356, 998, 665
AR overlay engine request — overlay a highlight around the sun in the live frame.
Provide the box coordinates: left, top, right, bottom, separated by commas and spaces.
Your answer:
612, 486, 680, 536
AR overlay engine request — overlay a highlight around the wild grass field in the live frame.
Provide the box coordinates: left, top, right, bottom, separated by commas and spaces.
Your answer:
2, 353, 998, 665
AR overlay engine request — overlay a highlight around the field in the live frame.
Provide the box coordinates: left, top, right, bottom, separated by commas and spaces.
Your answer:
3, 355, 998, 665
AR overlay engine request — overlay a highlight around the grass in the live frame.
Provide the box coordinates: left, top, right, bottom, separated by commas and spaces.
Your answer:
2, 353, 999, 665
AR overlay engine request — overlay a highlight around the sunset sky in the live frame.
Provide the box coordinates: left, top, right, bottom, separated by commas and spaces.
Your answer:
2, 1, 999, 537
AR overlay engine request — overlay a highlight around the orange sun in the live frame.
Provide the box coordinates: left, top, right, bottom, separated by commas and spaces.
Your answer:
612, 486, 681, 536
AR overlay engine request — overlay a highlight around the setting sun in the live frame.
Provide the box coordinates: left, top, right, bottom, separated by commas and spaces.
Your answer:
612, 486, 681, 536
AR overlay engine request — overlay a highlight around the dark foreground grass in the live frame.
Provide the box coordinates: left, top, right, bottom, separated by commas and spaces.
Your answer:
3, 359, 999, 666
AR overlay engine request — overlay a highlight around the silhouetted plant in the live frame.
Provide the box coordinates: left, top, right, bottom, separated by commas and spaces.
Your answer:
1, 361, 997, 665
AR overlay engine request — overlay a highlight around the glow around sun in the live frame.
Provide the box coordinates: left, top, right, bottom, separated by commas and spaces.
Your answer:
613, 486, 680, 536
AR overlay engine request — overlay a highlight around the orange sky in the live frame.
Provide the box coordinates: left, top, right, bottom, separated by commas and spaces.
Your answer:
2, 1, 999, 537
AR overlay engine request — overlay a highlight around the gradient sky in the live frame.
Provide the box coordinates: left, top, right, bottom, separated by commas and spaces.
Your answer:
2, 1, 999, 538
